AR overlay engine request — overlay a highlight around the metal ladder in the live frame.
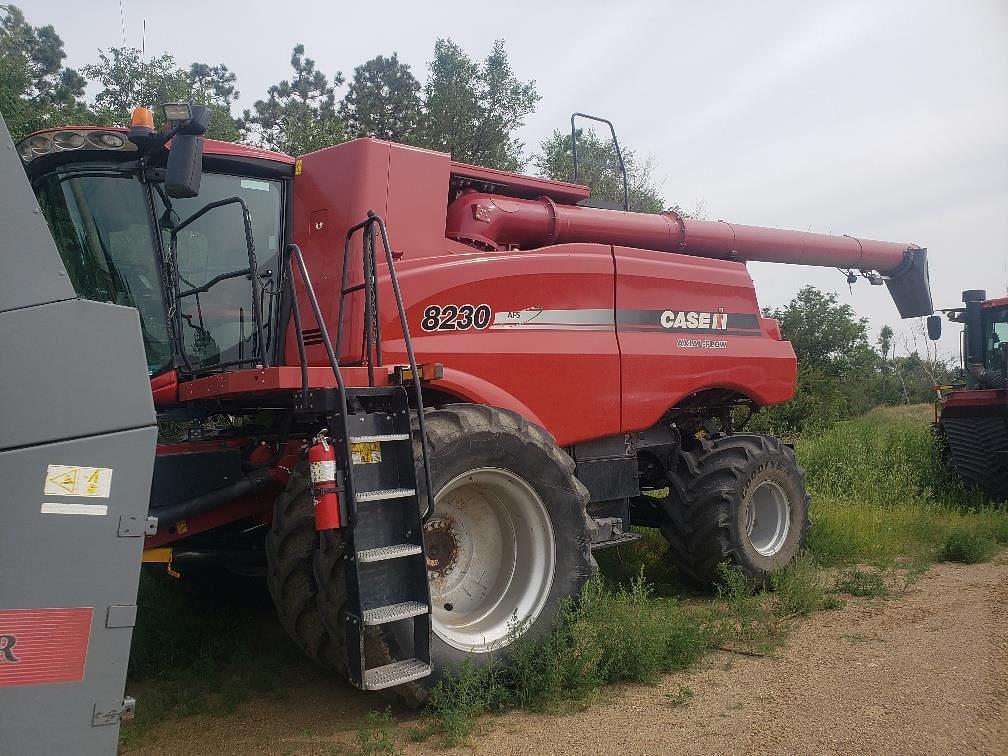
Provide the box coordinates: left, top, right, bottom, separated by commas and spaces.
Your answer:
339, 387, 431, 689
285, 212, 435, 690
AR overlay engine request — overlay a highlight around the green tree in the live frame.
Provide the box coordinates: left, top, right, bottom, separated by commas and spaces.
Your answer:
877, 324, 894, 403
534, 127, 667, 213
417, 39, 539, 171
82, 48, 240, 141
752, 286, 882, 435
240, 44, 344, 156
338, 52, 421, 143
0, 4, 89, 140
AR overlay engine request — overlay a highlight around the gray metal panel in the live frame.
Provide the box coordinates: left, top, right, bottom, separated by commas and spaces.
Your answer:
0, 425, 157, 755
0, 115, 77, 314
0, 298, 156, 452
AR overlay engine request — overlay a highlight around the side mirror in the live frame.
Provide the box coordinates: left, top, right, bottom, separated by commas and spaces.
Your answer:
165, 105, 209, 199
926, 314, 942, 341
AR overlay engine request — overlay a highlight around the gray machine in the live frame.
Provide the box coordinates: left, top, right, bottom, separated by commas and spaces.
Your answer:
0, 115, 158, 754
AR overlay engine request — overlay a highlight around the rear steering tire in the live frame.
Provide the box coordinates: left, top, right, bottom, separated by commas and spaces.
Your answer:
659, 434, 810, 587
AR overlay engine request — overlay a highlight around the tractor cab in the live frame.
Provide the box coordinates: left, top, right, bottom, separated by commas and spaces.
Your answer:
18, 105, 293, 393
931, 289, 1008, 389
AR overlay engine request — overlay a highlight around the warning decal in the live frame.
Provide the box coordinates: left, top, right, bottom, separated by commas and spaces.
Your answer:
43, 465, 113, 498
351, 442, 382, 465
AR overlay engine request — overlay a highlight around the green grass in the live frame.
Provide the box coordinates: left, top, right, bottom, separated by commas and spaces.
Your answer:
118, 568, 322, 748
798, 405, 1008, 566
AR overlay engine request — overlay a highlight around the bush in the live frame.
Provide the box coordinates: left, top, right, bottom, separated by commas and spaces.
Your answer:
940, 529, 997, 564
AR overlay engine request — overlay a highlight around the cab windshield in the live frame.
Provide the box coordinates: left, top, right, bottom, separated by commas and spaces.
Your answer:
33, 166, 283, 375
33, 169, 172, 374
983, 305, 1008, 371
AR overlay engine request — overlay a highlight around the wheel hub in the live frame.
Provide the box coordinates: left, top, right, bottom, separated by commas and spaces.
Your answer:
424, 517, 460, 577
745, 478, 791, 557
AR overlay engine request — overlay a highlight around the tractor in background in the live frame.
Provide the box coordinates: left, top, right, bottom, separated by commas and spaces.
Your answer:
928, 290, 1008, 501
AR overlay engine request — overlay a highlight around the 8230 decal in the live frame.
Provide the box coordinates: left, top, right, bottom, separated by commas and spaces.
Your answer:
421, 304, 493, 331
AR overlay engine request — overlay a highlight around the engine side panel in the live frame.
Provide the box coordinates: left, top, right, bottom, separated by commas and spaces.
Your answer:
613, 246, 796, 432
377, 244, 621, 446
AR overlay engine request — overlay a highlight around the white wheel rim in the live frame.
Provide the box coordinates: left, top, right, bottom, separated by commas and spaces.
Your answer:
745, 479, 791, 557
423, 468, 555, 652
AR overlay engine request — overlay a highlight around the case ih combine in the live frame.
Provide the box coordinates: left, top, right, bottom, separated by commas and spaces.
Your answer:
929, 291, 1008, 501
16, 105, 933, 693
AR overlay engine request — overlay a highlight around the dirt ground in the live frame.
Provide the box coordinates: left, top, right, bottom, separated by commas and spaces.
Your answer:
125, 559, 1008, 756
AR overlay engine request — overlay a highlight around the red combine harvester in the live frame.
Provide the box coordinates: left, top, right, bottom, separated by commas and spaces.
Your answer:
17, 105, 933, 692
928, 291, 1008, 501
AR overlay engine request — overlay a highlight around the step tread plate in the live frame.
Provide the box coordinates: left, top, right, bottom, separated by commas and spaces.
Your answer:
350, 433, 411, 443
363, 658, 431, 690
357, 543, 423, 563
355, 487, 416, 502
363, 601, 429, 626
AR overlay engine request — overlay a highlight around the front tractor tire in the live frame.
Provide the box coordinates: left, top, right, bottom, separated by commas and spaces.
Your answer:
315, 404, 593, 686
659, 434, 810, 587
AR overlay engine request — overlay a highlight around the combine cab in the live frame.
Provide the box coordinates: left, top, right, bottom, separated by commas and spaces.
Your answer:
16, 104, 935, 695
929, 291, 1008, 501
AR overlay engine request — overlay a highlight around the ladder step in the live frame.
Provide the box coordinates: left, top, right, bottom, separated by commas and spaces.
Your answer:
357, 543, 423, 563
363, 601, 429, 626
363, 658, 431, 690
355, 487, 415, 502
350, 433, 411, 443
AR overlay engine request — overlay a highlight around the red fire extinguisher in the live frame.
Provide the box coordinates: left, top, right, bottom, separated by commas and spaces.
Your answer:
308, 430, 343, 530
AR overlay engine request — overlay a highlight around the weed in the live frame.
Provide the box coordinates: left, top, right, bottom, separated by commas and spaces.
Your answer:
355, 709, 402, 756
834, 568, 889, 597
771, 555, 842, 615
666, 685, 693, 708
406, 723, 436, 743
940, 529, 997, 564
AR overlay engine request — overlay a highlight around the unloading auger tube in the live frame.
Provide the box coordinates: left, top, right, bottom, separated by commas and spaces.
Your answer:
445, 191, 933, 319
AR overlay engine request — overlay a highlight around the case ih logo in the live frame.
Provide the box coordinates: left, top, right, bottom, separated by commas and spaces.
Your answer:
660, 311, 728, 330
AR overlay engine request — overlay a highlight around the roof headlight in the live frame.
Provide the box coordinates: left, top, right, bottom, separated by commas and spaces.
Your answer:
52, 131, 85, 150
28, 134, 52, 154
88, 131, 126, 149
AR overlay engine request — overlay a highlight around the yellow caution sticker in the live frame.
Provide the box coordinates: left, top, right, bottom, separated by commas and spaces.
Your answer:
43, 465, 113, 498
294, 158, 303, 176
351, 442, 382, 465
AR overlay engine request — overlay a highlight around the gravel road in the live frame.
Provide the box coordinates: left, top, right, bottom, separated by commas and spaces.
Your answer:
125, 559, 1007, 756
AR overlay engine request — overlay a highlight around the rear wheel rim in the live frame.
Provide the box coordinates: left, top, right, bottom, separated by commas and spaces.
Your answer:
745, 479, 791, 557
423, 468, 555, 652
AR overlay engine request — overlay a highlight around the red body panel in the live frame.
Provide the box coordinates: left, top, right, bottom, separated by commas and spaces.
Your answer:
0, 607, 92, 687
613, 248, 795, 431
943, 388, 1007, 410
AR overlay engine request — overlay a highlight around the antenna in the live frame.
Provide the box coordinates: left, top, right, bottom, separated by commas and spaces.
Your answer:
118, 0, 126, 46
142, 18, 146, 59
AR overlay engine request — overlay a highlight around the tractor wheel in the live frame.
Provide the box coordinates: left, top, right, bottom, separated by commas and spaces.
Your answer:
940, 417, 1008, 502
316, 404, 592, 688
264, 468, 345, 672
659, 434, 810, 587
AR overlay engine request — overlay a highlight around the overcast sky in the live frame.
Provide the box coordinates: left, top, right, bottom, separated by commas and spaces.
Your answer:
28, 0, 1008, 357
